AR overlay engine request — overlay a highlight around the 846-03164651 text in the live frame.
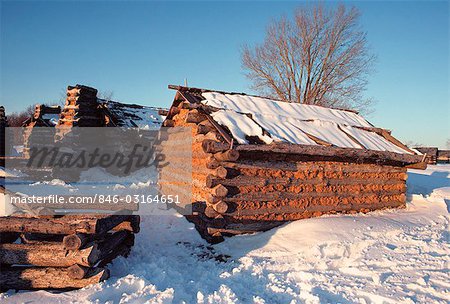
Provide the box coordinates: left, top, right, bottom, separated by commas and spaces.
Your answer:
8, 194, 182, 205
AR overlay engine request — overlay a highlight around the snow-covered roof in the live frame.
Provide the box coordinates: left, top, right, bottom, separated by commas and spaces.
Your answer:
199, 91, 413, 155
169, 86, 416, 156
102, 99, 165, 129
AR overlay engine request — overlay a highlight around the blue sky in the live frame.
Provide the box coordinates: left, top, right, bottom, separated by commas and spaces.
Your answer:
1, 1, 448, 148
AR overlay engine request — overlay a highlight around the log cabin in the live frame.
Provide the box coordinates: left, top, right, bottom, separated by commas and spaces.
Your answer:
160, 85, 426, 243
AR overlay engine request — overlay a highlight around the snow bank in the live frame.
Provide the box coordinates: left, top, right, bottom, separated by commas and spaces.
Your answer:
2, 165, 449, 303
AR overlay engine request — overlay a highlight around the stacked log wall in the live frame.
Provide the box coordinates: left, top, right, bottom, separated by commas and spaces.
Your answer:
0, 214, 139, 291
0, 106, 6, 160
160, 101, 409, 242
57, 85, 104, 131
22, 104, 61, 158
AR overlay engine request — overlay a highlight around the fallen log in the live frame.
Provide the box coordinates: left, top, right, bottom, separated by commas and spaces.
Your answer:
0, 242, 100, 267
0, 266, 109, 291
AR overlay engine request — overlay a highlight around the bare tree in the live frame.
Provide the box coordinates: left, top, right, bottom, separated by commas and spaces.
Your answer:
242, 4, 375, 112
97, 90, 114, 101
7, 105, 35, 127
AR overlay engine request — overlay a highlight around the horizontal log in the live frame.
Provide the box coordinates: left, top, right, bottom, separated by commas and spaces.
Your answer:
159, 109, 170, 116
97, 230, 131, 261
196, 124, 212, 135
63, 233, 92, 251
0, 214, 130, 234
202, 140, 230, 153
206, 156, 220, 169
206, 174, 406, 188
0, 242, 100, 267
21, 233, 64, 244
67, 264, 89, 280
206, 193, 221, 204
213, 150, 239, 162
185, 111, 207, 124
65, 96, 98, 105
0, 266, 109, 291
162, 119, 175, 127
97, 235, 134, 267
211, 184, 228, 197
223, 189, 405, 203
236, 143, 423, 166
206, 175, 284, 188
63, 217, 139, 251
67, 86, 98, 97
204, 206, 220, 218
227, 200, 406, 220
212, 201, 229, 214
192, 166, 228, 179
217, 160, 406, 173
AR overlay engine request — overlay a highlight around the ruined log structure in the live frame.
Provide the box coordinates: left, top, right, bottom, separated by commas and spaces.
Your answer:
0, 106, 6, 163
160, 85, 426, 243
0, 214, 139, 290
56, 84, 164, 129
412, 147, 450, 164
0, 85, 166, 291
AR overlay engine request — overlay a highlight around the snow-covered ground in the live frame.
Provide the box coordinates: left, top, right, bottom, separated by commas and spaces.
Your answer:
1, 165, 449, 304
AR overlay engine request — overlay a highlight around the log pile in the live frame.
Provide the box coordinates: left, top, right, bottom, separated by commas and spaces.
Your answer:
0, 214, 140, 291
160, 89, 418, 243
